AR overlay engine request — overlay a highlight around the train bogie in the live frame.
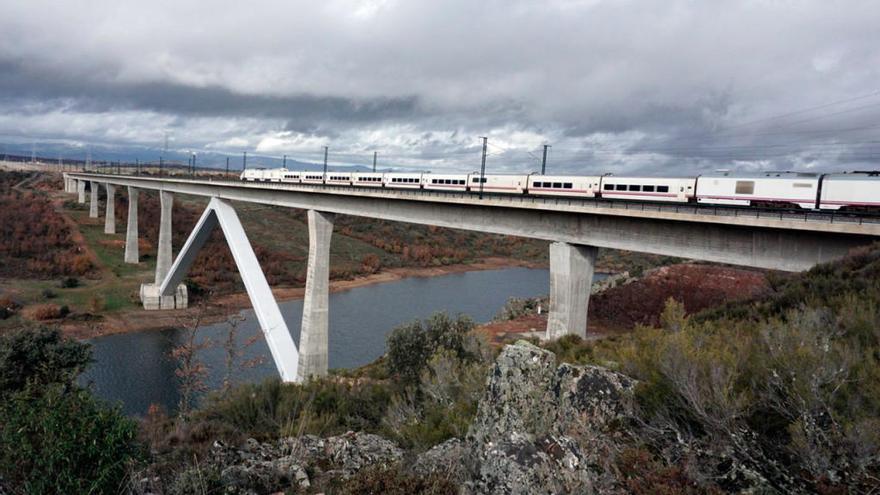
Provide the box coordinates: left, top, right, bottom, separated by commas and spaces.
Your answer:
423, 174, 469, 191
696, 172, 819, 209
527, 175, 600, 197
384, 173, 423, 189
819, 172, 880, 210
467, 174, 528, 194
600, 176, 695, 202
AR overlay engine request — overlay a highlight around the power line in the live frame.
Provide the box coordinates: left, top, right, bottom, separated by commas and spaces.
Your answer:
717, 89, 880, 131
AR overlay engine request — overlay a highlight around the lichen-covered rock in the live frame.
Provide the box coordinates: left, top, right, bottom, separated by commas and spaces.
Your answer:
463, 340, 636, 494
411, 438, 468, 482
324, 431, 404, 477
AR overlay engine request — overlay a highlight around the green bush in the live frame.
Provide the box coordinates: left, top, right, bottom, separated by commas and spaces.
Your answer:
0, 326, 91, 394
0, 384, 142, 495
196, 378, 392, 441
0, 327, 142, 494
386, 313, 478, 385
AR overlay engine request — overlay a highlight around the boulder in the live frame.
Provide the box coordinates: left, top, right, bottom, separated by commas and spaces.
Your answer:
463, 340, 636, 494
411, 438, 468, 482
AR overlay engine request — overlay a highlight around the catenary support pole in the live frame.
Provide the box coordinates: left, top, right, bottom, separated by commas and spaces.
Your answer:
125, 187, 139, 263
546, 241, 598, 340
104, 184, 116, 234
298, 209, 334, 380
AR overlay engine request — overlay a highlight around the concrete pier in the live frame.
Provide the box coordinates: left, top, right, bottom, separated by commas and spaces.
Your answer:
89, 181, 99, 218
546, 242, 598, 340
124, 187, 139, 263
77, 180, 85, 203
297, 209, 334, 380
140, 190, 186, 310
155, 191, 173, 284
104, 184, 116, 234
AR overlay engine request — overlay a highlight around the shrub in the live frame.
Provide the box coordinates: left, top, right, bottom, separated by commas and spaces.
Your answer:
40, 288, 56, 299
194, 378, 392, 442
386, 313, 479, 386
59, 276, 79, 288
385, 344, 491, 450
0, 327, 142, 494
0, 326, 91, 393
0, 384, 142, 494
29, 303, 64, 320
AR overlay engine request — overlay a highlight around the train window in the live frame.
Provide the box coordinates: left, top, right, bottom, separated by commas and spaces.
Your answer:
564, 183, 573, 189
615, 184, 627, 191
735, 181, 755, 194
603, 184, 614, 191
552, 182, 562, 188
533, 182, 540, 188
629, 185, 641, 191
657, 186, 669, 193
643, 185, 655, 192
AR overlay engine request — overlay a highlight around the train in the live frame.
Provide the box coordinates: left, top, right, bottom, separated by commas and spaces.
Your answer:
240, 168, 880, 211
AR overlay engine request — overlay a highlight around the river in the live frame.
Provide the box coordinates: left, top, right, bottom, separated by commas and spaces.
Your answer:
80, 267, 605, 415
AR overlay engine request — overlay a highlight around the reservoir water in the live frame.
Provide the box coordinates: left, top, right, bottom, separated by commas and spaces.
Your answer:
80, 267, 604, 415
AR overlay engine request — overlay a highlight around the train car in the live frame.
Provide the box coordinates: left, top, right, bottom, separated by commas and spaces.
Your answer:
241, 168, 286, 182
526, 174, 601, 197
696, 172, 819, 209
301, 172, 325, 185
600, 176, 695, 202
819, 172, 880, 211
352, 172, 384, 187
423, 173, 469, 191
325, 172, 353, 186
280, 170, 302, 183
384, 172, 423, 189
240, 169, 263, 181
467, 174, 528, 194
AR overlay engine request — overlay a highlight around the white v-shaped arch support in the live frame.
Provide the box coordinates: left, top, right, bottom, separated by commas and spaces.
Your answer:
160, 197, 300, 382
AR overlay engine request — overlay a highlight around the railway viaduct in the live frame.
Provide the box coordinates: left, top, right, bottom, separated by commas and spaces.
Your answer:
61, 172, 880, 383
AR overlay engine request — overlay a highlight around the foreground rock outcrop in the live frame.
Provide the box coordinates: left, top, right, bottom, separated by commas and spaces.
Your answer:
136, 341, 636, 494
461, 341, 636, 494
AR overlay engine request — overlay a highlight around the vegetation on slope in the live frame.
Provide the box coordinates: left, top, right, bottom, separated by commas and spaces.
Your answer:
540, 244, 880, 492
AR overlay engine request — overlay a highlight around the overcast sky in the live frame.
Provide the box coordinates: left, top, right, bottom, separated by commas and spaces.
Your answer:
1, 0, 879, 174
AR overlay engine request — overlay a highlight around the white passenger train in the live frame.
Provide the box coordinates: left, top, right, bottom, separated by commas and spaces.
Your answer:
240, 168, 880, 211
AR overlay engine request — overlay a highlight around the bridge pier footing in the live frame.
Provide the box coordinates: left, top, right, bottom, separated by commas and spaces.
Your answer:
140, 190, 187, 309
89, 181, 99, 218
104, 184, 116, 234
297, 210, 334, 381
125, 187, 139, 264
546, 241, 597, 340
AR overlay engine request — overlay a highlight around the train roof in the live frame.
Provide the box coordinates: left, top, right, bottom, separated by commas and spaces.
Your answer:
700, 171, 819, 179
823, 171, 880, 181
